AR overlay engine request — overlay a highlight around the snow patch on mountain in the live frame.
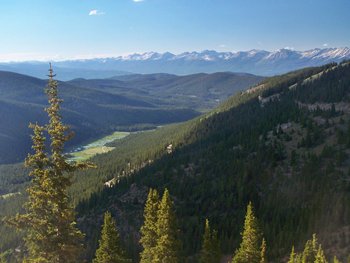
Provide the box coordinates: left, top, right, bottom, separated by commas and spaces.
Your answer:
109, 47, 350, 63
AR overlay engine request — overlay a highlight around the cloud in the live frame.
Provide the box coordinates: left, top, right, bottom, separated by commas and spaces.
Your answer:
219, 44, 227, 48
89, 9, 105, 16
323, 43, 328, 47
133, 0, 145, 2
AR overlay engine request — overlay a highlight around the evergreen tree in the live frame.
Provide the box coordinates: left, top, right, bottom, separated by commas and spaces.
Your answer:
314, 245, 327, 263
93, 211, 130, 263
200, 219, 212, 263
288, 246, 296, 263
232, 202, 262, 263
154, 188, 179, 263
211, 229, 221, 263
7, 65, 93, 263
260, 238, 267, 263
302, 234, 318, 263
140, 188, 160, 263
288, 246, 303, 263
200, 219, 220, 263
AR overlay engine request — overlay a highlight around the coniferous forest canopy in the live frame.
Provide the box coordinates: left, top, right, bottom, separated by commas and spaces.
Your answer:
1, 60, 350, 263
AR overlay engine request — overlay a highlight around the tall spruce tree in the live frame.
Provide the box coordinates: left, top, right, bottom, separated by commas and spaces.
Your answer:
154, 189, 179, 263
7, 65, 92, 263
140, 188, 160, 263
232, 202, 262, 263
93, 211, 130, 263
200, 219, 220, 263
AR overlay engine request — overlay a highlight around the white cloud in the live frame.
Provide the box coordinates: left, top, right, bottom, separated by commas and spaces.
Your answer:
219, 44, 227, 48
89, 9, 105, 16
133, 0, 145, 2
323, 43, 328, 47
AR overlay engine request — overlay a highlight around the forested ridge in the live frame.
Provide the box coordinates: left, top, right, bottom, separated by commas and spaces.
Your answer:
1, 61, 350, 262
0, 70, 261, 164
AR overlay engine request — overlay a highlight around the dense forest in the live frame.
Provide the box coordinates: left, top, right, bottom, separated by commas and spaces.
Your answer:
1, 61, 350, 262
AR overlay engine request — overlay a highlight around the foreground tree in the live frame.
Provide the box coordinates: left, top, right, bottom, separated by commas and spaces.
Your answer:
93, 212, 130, 263
200, 219, 221, 263
7, 65, 92, 262
154, 188, 179, 263
232, 202, 263, 263
140, 188, 160, 263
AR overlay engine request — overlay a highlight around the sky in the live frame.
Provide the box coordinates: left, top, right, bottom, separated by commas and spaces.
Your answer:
0, 0, 349, 61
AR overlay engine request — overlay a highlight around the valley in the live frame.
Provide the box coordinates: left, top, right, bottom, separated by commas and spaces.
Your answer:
68, 131, 131, 162
0, 70, 261, 164
2, 61, 350, 262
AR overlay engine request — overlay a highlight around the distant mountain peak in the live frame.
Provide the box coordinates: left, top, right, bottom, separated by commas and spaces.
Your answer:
99, 47, 350, 65
1, 47, 350, 79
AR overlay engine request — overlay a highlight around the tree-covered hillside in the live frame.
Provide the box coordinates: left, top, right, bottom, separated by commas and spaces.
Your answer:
0, 71, 261, 164
2, 62, 350, 262
74, 61, 350, 262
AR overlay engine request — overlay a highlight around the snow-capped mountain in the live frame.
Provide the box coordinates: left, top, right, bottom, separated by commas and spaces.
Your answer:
108, 47, 350, 62
1, 47, 349, 79
57, 47, 349, 76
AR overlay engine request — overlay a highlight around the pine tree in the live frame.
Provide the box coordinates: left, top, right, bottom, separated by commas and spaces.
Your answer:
7, 65, 93, 263
93, 211, 130, 263
260, 238, 267, 263
314, 245, 327, 263
140, 188, 160, 263
154, 188, 179, 263
200, 219, 220, 263
232, 202, 262, 263
302, 234, 318, 263
200, 219, 212, 263
288, 246, 296, 263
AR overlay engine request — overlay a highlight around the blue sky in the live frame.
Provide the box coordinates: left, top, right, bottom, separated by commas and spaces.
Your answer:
0, 0, 349, 61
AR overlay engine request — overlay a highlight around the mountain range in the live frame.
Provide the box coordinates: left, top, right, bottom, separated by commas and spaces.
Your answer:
0, 47, 349, 80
